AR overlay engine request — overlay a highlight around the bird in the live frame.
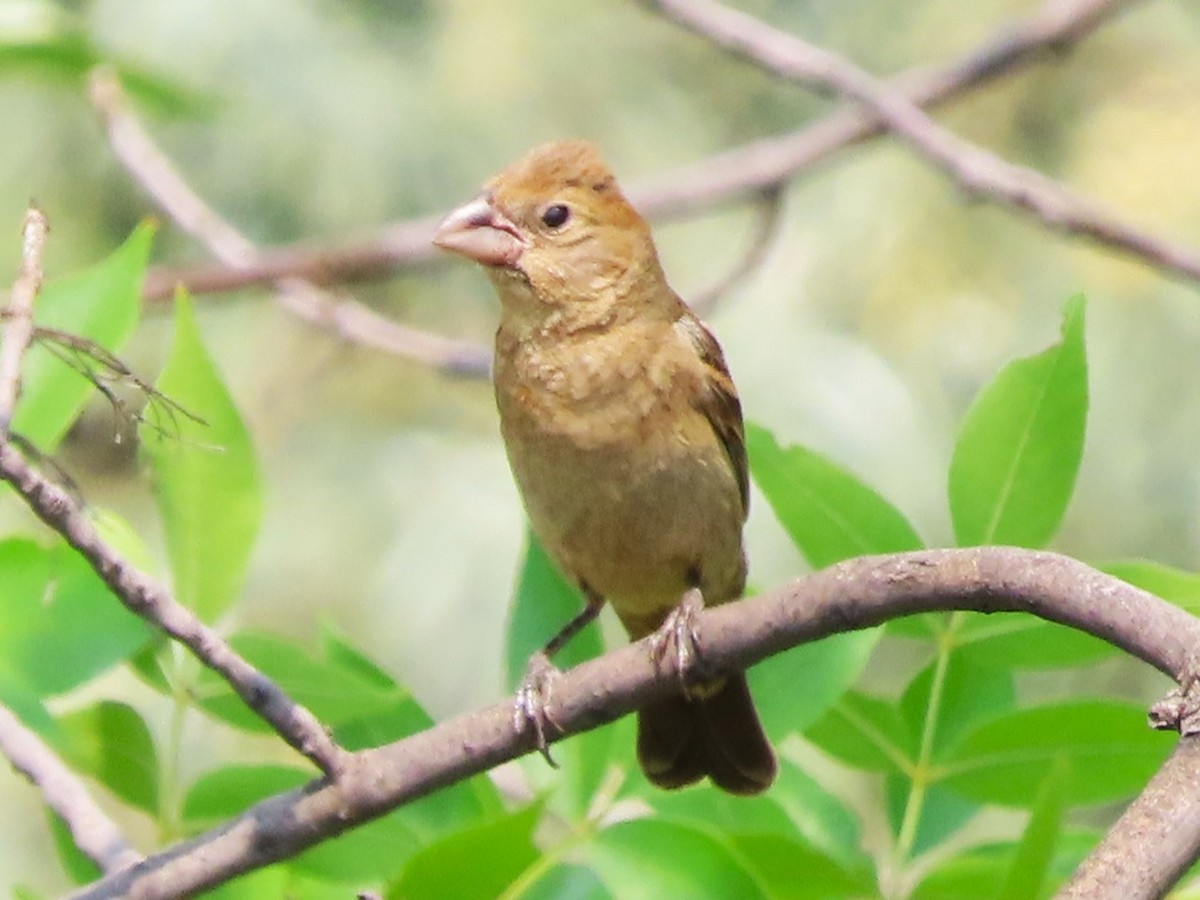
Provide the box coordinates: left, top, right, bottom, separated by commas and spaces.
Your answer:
432, 140, 776, 795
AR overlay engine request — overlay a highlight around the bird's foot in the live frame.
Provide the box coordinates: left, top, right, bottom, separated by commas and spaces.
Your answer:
649, 588, 707, 698
513, 651, 563, 767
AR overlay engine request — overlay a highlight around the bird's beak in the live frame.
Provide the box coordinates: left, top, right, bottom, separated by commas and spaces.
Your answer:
432, 193, 527, 269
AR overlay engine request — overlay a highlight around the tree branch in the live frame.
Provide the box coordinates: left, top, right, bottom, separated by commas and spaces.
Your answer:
138, 0, 1151, 304
639, 0, 1200, 284
69, 548, 1197, 899
0, 702, 142, 874
689, 186, 785, 317
89, 70, 490, 379
0, 441, 345, 776
1060, 735, 1200, 898
0, 206, 49, 429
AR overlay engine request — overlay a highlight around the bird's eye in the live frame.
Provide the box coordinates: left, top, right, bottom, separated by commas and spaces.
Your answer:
541, 204, 571, 229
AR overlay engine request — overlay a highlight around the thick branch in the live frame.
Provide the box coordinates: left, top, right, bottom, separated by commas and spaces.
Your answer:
640, 0, 1200, 283
0, 207, 49, 428
139, 0, 1149, 302
71, 548, 1199, 899
1060, 736, 1200, 899
0, 703, 142, 874
0, 442, 345, 775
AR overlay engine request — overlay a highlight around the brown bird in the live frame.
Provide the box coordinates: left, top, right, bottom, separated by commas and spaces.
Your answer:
433, 140, 775, 794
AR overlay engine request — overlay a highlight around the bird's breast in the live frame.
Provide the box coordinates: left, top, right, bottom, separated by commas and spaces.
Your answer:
492, 324, 746, 616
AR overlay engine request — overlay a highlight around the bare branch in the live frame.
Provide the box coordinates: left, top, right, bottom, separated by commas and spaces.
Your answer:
68, 548, 1197, 899
89, 69, 490, 379
0, 442, 346, 775
689, 187, 785, 317
0, 702, 141, 874
140, 0, 1146, 302
0, 206, 49, 429
1060, 735, 1200, 899
639, 0, 1200, 284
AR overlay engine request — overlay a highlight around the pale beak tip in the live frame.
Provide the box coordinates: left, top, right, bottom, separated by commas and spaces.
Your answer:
432, 194, 526, 269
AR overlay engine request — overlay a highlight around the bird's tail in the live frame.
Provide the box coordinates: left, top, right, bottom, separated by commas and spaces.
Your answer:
636, 672, 776, 795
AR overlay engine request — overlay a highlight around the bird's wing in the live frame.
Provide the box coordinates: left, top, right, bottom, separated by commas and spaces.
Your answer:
675, 313, 749, 517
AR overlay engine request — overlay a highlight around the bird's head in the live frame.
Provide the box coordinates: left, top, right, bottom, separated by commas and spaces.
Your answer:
433, 141, 664, 318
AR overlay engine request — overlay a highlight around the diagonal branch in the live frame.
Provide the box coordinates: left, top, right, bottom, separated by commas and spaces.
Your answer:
68, 548, 1199, 899
89, 69, 491, 379
0, 440, 345, 776
139, 0, 1152, 302
638, 0, 1200, 283
0, 702, 142, 874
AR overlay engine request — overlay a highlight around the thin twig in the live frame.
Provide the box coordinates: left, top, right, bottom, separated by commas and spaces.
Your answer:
640, 0, 1200, 283
88, 69, 491, 379
0, 442, 346, 775
69, 548, 1198, 899
138, 0, 1147, 301
0, 702, 142, 874
0, 206, 49, 429
689, 186, 785, 317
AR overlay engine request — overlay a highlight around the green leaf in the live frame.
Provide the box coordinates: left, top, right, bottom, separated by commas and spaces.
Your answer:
955, 614, 1115, 668
0, 539, 150, 695
806, 690, 915, 773
648, 783, 798, 838
899, 654, 1015, 761
194, 632, 400, 732
731, 833, 874, 899
389, 804, 542, 900
747, 423, 923, 568
506, 532, 602, 689
948, 296, 1088, 548
648, 758, 868, 872
46, 810, 102, 885
941, 701, 1171, 808
587, 818, 769, 899
523, 864, 611, 900
182, 765, 310, 825
887, 777, 978, 856
200, 866, 288, 900
56, 701, 157, 812
0, 675, 59, 746
751, 629, 880, 739
912, 844, 1014, 900
553, 712, 629, 820
995, 761, 1066, 900
1103, 559, 1200, 615
140, 292, 263, 621
12, 222, 152, 450
198, 631, 504, 840
770, 760, 866, 869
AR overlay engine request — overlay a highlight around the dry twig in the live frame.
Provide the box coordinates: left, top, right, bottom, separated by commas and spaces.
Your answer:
89, 70, 490, 378
639, 0, 1200, 282
0, 442, 346, 775
138, 0, 1159, 304
0, 207, 49, 428
0, 703, 142, 874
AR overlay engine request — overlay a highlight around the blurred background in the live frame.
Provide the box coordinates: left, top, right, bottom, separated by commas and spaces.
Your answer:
1, 0, 1199, 890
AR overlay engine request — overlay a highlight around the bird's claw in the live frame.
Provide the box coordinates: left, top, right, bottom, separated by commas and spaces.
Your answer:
513, 651, 563, 767
649, 587, 706, 698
